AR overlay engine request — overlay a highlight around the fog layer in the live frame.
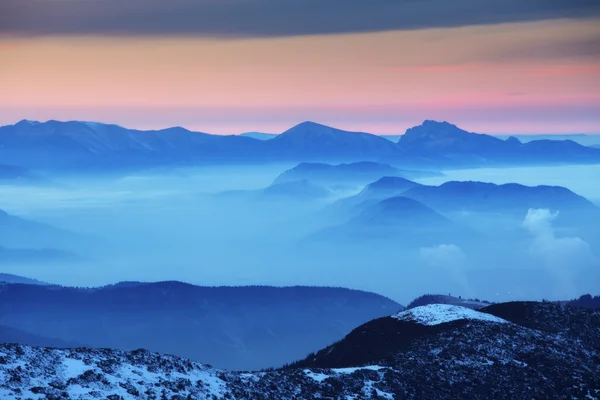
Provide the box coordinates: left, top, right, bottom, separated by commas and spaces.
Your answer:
1, 164, 599, 304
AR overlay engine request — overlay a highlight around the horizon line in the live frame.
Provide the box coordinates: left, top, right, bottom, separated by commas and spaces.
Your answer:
4, 118, 600, 137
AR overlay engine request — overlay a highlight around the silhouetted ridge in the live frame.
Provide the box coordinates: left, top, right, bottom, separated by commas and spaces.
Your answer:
3, 119, 600, 169
352, 196, 451, 226
405, 294, 491, 310
1, 301, 599, 399
273, 161, 405, 186
0, 282, 399, 370
365, 176, 419, 191
401, 180, 598, 214
568, 294, 600, 309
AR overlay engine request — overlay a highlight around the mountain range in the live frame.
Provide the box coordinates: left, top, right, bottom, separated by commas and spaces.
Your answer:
0, 209, 90, 255
1, 301, 598, 399
307, 196, 474, 248
0, 273, 49, 285
217, 179, 333, 203
272, 161, 440, 187
332, 177, 599, 219
0, 164, 41, 184
2, 119, 600, 171
0, 281, 400, 371
393, 120, 600, 167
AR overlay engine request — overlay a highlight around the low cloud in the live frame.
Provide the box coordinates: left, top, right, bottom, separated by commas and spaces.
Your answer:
523, 208, 596, 298
420, 244, 469, 292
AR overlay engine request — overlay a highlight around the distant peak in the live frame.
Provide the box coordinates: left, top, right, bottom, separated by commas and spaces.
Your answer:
289, 121, 331, 131
421, 120, 456, 127
401, 120, 472, 142
15, 119, 40, 126
297, 121, 323, 127
392, 304, 508, 326
364, 176, 418, 191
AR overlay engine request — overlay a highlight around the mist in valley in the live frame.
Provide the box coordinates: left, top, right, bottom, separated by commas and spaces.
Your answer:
2, 163, 599, 305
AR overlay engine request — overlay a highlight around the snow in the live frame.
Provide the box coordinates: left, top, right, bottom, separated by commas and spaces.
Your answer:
392, 304, 508, 326
304, 369, 330, 382
304, 366, 388, 382
332, 366, 386, 374
61, 357, 90, 379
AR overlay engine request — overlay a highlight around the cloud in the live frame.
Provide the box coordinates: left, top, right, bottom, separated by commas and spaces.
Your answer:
1, 0, 599, 38
522, 209, 594, 267
522, 208, 596, 297
522, 208, 559, 237
420, 244, 470, 292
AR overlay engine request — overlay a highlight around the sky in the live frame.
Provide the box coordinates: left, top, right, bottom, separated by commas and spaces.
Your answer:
1, 0, 599, 135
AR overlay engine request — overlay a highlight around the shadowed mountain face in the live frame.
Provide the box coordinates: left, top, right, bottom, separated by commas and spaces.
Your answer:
0, 273, 49, 285
2, 119, 599, 171
405, 294, 491, 310
0, 209, 89, 253
394, 120, 600, 167
267, 121, 399, 161
0, 325, 80, 349
330, 176, 424, 213
0, 164, 41, 184
283, 302, 600, 398
401, 181, 600, 219
272, 161, 435, 187
261, 179, 332, 200
0, 247, 80, 264
215, 179, 333, 204
308, 196, 473, 247
1, 302, 597, 399
0, 282, 400, 371
0, 120, 264, 169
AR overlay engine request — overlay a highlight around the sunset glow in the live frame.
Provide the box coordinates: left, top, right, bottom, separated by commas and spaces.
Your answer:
1, 13, 599, 134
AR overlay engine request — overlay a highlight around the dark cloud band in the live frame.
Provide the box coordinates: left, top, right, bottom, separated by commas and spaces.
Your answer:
1, 0, 599, 37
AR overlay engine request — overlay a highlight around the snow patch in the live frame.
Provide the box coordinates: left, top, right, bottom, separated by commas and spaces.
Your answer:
332, 366, 386, 374
304, 369, 330, 382
392, 304, 508, 326
61, 357, 90, 379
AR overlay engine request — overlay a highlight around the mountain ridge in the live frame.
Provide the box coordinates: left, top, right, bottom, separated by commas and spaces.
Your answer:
0, 281, 400, 370
1, 301, 598, 399
3, 119, 600, 170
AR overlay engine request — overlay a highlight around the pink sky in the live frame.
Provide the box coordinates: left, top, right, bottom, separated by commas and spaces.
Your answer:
1, 18, 599, 134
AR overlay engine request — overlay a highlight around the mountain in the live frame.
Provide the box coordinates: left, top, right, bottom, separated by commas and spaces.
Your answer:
3, 119, 599, 170
0, 119, 264, 170
0, 164, 42, 184
0, 209, 89, 252
0, 273, 49, 285
568, 294, 600, 309
401, 181, 599, 218
394, 120, 600, 167
494, 133, 600, 147
405, 294, 492, 310
273, 161, 437, 187
0, 246, 81, 264
1, 302, 598, 399
216, 179, 333, 203
0, 282, 399, 371
0, 325, 80, 348
267, 121, 400, 161
329, 176, 424, 213
308, 196, 472, 247
261, 179, 332, 200
239, 132, 278, 140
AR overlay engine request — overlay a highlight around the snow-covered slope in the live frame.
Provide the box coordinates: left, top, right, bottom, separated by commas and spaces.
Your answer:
392, 304, 508, 326
1, 301, 599, 400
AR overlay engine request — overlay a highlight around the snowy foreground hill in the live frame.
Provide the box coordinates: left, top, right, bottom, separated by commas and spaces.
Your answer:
1, 302, 599, 399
